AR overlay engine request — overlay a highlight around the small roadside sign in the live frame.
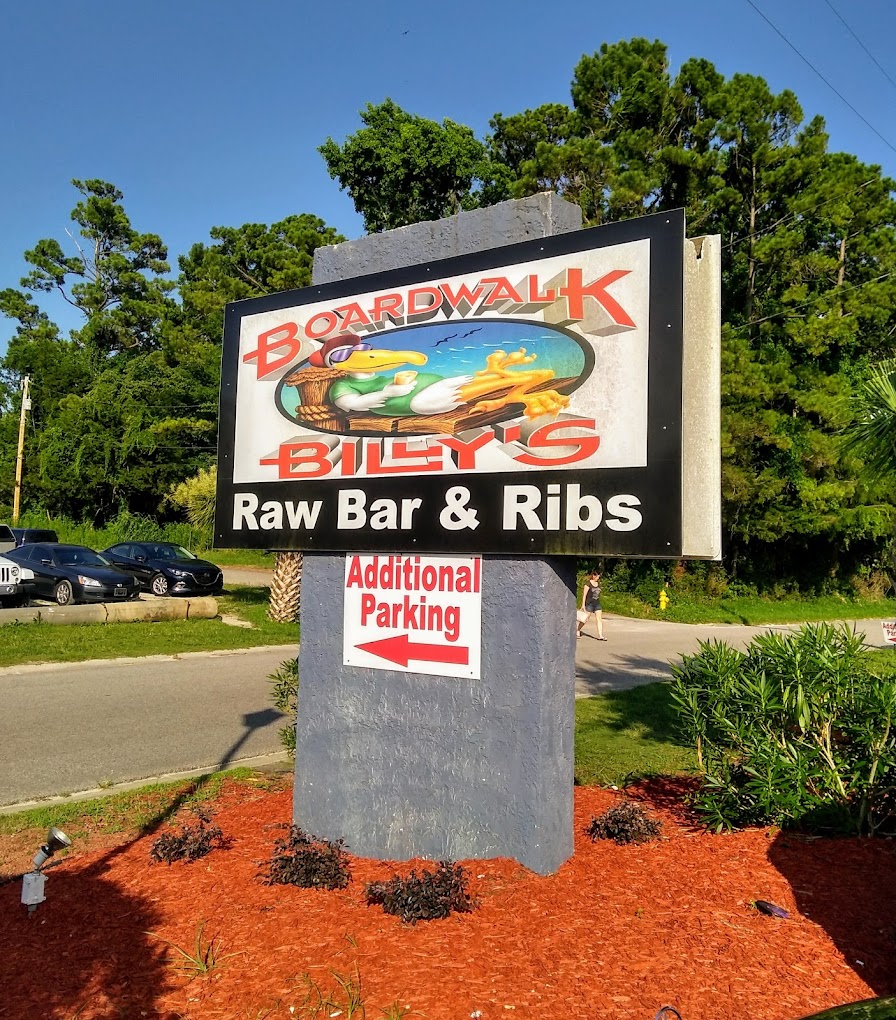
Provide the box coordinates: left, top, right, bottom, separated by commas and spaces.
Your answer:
343, 554, 482, 679
882, 622, 896, 644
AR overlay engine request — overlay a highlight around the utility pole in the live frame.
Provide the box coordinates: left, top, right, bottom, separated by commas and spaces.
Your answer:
13, 375, 30, 524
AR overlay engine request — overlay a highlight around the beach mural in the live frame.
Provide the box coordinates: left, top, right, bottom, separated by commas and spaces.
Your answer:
275, 319, 591, 436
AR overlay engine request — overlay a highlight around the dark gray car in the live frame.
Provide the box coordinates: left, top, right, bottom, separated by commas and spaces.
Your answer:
5, 543, 140, 605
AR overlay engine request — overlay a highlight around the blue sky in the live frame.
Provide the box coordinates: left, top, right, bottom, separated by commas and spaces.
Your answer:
1, 0, 894, 354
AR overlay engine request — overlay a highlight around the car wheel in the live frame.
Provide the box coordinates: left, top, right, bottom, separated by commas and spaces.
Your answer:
54, 580, 74, 606
150, 573, 170, 596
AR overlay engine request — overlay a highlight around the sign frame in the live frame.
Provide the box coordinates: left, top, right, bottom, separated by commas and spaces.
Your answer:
216, 210, 685, 557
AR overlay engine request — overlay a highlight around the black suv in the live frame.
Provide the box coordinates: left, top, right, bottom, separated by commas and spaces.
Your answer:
0, 525, 14, 554
11, 527, 59, 547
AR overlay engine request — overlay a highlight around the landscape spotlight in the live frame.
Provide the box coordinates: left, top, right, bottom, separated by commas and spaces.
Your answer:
33, 826, 72, 871
22, 827, 72, 916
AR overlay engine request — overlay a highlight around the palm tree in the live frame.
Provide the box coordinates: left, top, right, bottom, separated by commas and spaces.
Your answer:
267, 551, 302, 623
842, 359, 896, 476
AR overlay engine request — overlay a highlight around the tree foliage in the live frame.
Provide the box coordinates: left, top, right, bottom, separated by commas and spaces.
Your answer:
319, 99, 490, 232
322, 40, 896, 588
165, 464, 217, 533
841, 360, 896, 478
0, 182, 342, 523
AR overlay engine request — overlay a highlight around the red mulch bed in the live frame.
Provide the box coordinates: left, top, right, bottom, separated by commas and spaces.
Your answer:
1, 776, 894, 1020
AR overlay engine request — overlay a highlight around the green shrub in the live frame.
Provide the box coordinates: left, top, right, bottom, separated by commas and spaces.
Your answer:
10, 510, 208, 552
268, 657, 298, 758
671, 623, 896, 835
586, 801, 662, 844
365, 861, 475, 924
264, 825, 351, 890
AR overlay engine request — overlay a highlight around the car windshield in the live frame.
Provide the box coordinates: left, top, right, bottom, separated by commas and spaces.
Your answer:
56, 548, 110, 567
145, 544, 197, 561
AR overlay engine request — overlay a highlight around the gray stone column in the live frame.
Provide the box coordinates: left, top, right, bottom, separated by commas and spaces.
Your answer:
294, 195, 582, 875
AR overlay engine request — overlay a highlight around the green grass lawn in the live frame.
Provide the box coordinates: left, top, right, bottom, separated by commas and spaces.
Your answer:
0, 769, 258, 838
604, 591, 896, 626
199, 548, 276, 568
574, 682, 696, 787
0, 586, 296, 668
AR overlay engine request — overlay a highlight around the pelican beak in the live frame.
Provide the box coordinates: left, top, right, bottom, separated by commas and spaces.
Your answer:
340, 349, 428, 372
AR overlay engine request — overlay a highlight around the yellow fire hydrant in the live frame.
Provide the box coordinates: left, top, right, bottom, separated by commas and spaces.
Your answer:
659, 588, 670, 611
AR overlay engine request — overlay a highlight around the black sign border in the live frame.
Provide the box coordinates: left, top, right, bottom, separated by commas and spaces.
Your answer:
216, 209, 684, 557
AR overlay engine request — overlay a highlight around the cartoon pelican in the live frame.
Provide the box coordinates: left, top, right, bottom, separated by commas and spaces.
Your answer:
307, 333, 570, 420
309, 334, 473, 417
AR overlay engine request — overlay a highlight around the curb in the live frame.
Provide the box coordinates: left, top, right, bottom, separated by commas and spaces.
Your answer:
0, 751, 291, 815
0, 595, 219, 628
0, 643, 298, 677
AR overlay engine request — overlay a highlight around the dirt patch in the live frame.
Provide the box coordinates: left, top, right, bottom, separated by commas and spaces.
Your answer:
0, 777, 892, 1019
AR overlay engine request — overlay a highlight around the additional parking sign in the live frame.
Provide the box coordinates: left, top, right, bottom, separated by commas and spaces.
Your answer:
343, 554, 482, 679
883, 622, 896, 644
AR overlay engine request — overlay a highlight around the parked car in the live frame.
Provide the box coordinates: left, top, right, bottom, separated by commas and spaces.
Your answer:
0, 553, 33, 608
11, 527, 59, 547
101, 542, 224, 596
800, 997, 896, 1019
5, 543, 141, 606
0, 524, 15, 554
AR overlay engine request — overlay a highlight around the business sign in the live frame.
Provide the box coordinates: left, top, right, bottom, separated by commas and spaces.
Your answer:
216, 211, 690, 555
343, 553, 482, 679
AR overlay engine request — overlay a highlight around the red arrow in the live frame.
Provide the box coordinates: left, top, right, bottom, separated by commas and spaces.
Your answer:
356, 633, 469, 668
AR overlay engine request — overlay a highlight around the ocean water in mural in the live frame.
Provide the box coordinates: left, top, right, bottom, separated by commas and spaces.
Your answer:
276, 319, 591, 436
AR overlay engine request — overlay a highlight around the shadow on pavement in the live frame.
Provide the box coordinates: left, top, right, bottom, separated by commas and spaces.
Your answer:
576, 648, 681, 696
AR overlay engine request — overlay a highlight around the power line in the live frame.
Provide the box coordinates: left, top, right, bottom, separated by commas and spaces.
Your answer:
731, 269, 893, 330
823, 0, 896, 94
743, 0, 896, 158
721, 177, 877, 253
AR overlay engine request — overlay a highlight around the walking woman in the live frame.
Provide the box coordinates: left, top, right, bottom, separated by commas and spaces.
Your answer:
577, 569, 606, 640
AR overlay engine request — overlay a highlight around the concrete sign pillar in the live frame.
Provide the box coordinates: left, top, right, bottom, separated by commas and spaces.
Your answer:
295, 195, 583, 875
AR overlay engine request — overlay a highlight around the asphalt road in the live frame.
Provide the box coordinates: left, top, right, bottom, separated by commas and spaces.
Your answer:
2, 609, 892, 809
0, 644, 296, 808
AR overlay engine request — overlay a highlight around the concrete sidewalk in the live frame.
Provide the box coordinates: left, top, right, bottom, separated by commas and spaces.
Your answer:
574, 615, 894, 697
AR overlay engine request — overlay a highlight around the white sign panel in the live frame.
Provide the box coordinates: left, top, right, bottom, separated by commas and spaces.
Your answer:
882, 621, 896, 645
343, 554, 482, 679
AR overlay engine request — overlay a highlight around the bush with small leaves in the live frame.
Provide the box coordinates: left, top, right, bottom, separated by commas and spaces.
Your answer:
366, 860, 475, 924
268, 657, 299, 758
264, 825, 351, 890
149, 806, 229, 864
587, 800, 662, 845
